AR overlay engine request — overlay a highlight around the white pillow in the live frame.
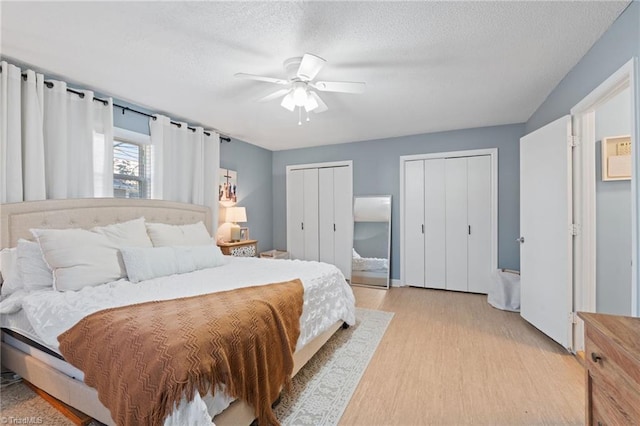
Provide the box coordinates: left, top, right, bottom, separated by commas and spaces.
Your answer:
145, 222, 212, 247
0, 247, 21, 297
32, 218, 155, 292
120, 245, 226, 283
17, 239, 53, 292
353, 248, 362, 259
92, 217, 152, 248
32, 228, 123, 291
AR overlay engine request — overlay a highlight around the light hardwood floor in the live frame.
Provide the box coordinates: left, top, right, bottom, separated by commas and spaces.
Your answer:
340, 286, 584, 425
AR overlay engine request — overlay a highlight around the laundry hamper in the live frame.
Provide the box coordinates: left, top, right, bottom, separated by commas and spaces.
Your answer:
488, 269, 520, 312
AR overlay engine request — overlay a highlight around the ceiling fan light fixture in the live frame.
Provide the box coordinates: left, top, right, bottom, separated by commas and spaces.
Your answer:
236, 52, 365, 118
281, 92, 296, 111
304, 94, 318, 112
293, 84, 308, 106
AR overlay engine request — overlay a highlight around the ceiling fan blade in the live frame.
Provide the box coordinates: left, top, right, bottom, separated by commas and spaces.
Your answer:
297, 53, 326, 81
257, 88, 291, 102
234, 73, 289, 85
309, 91, 328, 113
312, 80, 366, 94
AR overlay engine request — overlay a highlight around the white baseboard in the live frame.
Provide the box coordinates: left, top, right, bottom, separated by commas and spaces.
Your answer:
391, 279, 404, 287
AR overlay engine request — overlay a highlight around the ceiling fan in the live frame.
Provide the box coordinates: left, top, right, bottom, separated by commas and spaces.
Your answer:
235, 53, 366, 123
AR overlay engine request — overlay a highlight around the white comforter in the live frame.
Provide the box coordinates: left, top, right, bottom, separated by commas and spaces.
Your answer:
352, 256, 388, 271
15, 257, 357, 425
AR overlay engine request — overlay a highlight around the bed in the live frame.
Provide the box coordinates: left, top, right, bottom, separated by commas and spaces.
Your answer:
0, 198, 356, 425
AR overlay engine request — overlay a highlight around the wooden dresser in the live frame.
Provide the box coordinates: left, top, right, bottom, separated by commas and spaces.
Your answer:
577, 312, 640, 425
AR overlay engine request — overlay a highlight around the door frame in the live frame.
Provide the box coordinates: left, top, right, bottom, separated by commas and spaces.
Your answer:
570, 58, 639, 331
399, 148, 498, 286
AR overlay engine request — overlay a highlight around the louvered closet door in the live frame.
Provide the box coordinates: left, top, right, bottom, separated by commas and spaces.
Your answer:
424, 159, 446, 289
318, 168, 335, 265
467, 155, 492, 294
404, 160, 425, 287
287, 169, 305, 260
303, 168, 319, 261
332, 166, 353, 279
445, 157, 468, 292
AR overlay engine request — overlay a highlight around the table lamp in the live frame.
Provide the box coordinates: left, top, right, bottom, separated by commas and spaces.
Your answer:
226, 207, 247, 242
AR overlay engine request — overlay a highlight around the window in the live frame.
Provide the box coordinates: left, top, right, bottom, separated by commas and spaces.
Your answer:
93, 128, 152, 198
113, 139, 150, 198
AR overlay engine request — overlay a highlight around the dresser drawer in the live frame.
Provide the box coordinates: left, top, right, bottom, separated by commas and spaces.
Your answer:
589, 371, 639, 425
579, 313, 640, 426
585, 330, 640, 424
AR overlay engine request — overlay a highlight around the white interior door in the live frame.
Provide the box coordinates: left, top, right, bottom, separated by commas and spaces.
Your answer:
520, 115, 573, 349
303, 168, 319, 261
424, 158, 446, 289
445, 157, 468, 292
467, 155, 492, 294
287, 169, 305, 260
404, 160, 425, 287
318, 168, 335, 265
332, 166, 353, 279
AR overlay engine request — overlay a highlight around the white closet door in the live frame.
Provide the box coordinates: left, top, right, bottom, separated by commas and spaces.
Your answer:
404, 160, 425, 287
287, 169, 305, 260
467, 155, 492, 294
303, 168, 319, 261
424, 158, 446, 289
445, 157, 468, 292
318, 167, 335, 265
333, 166, 353, 279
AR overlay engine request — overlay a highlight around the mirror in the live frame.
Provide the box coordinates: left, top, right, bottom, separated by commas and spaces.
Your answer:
351, 195, 391, 288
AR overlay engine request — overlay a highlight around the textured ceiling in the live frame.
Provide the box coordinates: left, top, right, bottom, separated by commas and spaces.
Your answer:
1, 1, 630, 151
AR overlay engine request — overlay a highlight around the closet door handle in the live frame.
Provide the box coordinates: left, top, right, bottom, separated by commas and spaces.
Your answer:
301, 222, 304, 230
468, 225, 471, 235
333, 223, 336, 231
421, 224, 424, 234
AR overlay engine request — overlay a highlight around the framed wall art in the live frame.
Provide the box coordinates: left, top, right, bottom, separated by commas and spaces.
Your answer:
219, 168, 238, 205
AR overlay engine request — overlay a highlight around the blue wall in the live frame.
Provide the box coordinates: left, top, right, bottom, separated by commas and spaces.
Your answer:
220, 139, 273, 253
595, 87, 632, 316
273, 124, 524, 280
526, 1, 640, 134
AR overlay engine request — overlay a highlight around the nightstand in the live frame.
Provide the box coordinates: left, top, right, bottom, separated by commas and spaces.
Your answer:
217, 240, 258, 257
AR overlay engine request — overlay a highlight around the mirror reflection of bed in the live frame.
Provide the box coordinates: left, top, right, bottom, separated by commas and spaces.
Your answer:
351, 196, 391, 289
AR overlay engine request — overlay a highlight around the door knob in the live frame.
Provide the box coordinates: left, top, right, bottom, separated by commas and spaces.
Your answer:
516, 237, 525, 244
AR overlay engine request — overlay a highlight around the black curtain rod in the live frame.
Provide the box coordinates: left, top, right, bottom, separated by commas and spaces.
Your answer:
3, 67, 231, 143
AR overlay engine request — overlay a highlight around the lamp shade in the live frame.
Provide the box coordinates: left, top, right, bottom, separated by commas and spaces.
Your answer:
226, 207, 247, 223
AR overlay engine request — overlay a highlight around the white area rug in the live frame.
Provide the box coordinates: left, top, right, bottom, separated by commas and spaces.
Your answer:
275, 307, 394, 425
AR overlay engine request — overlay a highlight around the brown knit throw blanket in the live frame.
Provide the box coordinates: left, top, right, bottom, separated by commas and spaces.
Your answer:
58, 279, 304, 426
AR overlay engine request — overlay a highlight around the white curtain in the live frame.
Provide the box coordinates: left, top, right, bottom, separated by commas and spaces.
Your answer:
149, 114, 219, 226
0, 61, 114, 203
92, 98, 114, 198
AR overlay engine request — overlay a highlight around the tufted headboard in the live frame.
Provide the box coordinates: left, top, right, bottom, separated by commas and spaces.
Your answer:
0, 198, 211, 249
